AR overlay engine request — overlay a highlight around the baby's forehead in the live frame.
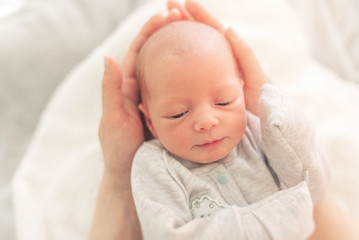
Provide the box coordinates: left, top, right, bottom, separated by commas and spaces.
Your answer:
140, 21, 229, 61
136, 21, 236, 101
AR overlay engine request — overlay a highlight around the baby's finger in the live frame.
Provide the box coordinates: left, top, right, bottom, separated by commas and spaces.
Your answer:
168, 0, 193, 20
102, 56, 124, 114
185, 0, 224, 32
225, 28, 268, 82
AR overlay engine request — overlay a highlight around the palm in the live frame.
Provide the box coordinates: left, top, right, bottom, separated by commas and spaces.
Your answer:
115, 95, 143, 150
99, 60, 144, 179
99, 12, 183, 184
108, 100, 143, 173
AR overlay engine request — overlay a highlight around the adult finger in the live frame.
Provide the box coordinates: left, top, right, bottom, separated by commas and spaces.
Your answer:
168, 0, 193, 20
166, 7, 182, 22
185, 0, 224, 32
122, 13, 166, 79
224, 28, 268, 82
123, 11, 181, 79
102, 56, 124, 114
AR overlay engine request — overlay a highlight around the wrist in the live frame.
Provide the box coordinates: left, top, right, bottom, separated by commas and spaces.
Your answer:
100, 145, 137, 190
90, 170, 140, 240
102, 170, 132, 193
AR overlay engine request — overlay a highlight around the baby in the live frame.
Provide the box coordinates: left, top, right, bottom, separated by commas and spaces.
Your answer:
131, 21, 330, 240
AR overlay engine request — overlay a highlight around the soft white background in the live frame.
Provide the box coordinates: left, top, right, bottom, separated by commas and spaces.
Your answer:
1, 0, 358, 239
0, 0, 145, 239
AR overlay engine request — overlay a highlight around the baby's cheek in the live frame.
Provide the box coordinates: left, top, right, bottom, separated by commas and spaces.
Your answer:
160, 128, 189, 152
175, 133, 192, 150
229, 111, 247, 136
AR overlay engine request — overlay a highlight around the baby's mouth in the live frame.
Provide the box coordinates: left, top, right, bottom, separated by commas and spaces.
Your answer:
195, 137, 225, 149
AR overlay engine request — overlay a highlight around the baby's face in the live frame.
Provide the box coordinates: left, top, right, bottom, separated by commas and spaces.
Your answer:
139, 21, 247, 164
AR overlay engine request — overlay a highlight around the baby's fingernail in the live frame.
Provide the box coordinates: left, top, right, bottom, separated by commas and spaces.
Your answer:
104, 56, 111, 71
228, 27, 240, 40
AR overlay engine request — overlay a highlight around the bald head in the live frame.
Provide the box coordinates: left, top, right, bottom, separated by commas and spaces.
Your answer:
136, 21, 236, 102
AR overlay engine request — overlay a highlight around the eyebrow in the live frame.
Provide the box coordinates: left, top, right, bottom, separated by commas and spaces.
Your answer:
156, 83, 241, 106
155, 95, 190, 109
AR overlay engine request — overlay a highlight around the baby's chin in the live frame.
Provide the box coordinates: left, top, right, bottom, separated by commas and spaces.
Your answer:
179, 148, 232, 164
193, 153, 229, 164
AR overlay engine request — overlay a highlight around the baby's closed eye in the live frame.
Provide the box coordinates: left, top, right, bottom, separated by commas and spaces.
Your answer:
169, 111, 188, 119
216, 102, 231, 106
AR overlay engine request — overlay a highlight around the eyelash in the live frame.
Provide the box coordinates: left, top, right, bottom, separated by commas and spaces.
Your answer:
216, 101, 231, 106
169, 102, 231, 119
170, 111, 188, 119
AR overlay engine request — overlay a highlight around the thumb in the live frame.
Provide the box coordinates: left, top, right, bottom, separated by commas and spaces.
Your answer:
102, 56, 124, 114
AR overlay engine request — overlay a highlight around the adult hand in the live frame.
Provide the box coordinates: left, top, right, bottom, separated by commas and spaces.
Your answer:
90, 10, 182, 240
168, 0, 271, 115
168, 0, 224, 32
224, 28, 271, 116
98, 10, 182, 189
99, 56, 144, 189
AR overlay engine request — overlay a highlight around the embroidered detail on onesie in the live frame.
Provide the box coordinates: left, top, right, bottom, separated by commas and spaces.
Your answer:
190, 195, 226, 219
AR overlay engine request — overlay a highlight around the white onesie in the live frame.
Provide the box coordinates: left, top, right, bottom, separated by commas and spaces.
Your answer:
131, 84, 330, 240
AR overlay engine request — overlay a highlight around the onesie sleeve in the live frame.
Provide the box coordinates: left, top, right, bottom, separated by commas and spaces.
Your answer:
131, 141, 314, 240
259, 84, 331, 204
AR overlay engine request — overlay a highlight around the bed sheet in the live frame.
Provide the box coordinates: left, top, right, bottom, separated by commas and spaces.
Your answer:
12, 0, 359, 239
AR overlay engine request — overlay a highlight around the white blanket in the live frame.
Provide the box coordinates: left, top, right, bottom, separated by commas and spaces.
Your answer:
0, 0, 134, 239
12, 0, 359, 239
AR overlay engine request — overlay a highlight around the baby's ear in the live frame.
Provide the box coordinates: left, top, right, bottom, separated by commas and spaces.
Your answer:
138, 103, 158, 138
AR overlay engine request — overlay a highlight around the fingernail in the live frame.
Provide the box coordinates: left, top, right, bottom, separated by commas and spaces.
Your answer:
170, 8, 180, 16
104, 56, 111, 71
228, 27, 240, 40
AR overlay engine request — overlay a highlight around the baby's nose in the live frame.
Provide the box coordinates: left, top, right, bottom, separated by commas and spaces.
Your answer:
194, 114, 219, 132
